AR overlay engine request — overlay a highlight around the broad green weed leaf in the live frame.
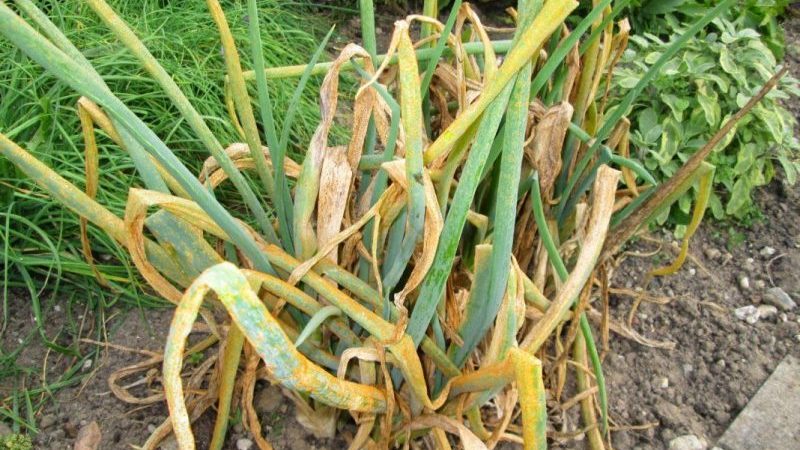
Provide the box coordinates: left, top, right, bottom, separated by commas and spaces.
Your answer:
778, 156, 799, 185
696, 81, 720, 126
733, 143, 756, 174
725, 178, 752, 216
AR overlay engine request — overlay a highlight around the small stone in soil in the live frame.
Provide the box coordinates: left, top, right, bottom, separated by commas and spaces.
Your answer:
757, 305, 778, 320
236, 438, 254, 450
74, 421, 101, 450
760, 246, 776, 257
81, 359, 93, 371
765, 287, 797, 311
704, 247, 721, 260
668, 434, 707, 450
739, 276, 751, 290
735, 305, 760, 324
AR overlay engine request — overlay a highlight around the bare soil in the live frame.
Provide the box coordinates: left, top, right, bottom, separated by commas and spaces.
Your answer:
2, 8, 800, 450
1, 300, 344, 450
603, 178, 800, 449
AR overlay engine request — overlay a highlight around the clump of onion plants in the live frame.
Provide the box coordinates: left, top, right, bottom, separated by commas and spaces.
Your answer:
0, 0, 775, 448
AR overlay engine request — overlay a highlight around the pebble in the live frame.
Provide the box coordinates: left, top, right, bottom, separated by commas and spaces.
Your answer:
658, 377, 669, 389
764, 287, 797, 311
760, 246, 776, 257
669, 434, 707, 450
739, 276, 751, 290
74, 421, 101, 450
704, 247, 721, 260
39, 414, 57, 429
757, 305, 778, 320
682, 364, 694, 376
236, 438, 254, 450
81, 359, 93, 371
735, 305, 760, 324
147, 424, 157, 433
688, 267, 696, 276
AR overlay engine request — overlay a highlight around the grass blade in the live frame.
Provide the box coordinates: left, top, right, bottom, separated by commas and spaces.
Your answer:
0, 4, 279, 275
0, 132, 188, 285
82, 0, 276, 239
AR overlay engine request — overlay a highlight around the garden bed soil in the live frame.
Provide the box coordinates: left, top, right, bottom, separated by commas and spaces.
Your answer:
3, 8, 800, 450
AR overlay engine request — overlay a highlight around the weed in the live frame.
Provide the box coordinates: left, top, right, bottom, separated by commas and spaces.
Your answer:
0, 434, 32, 450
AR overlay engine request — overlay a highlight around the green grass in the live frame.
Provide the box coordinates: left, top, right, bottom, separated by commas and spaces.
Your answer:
0, 0, 331, 429
0, 0, 329, 303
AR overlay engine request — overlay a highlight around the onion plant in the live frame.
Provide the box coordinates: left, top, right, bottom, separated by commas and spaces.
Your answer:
0, 0, 777, 448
